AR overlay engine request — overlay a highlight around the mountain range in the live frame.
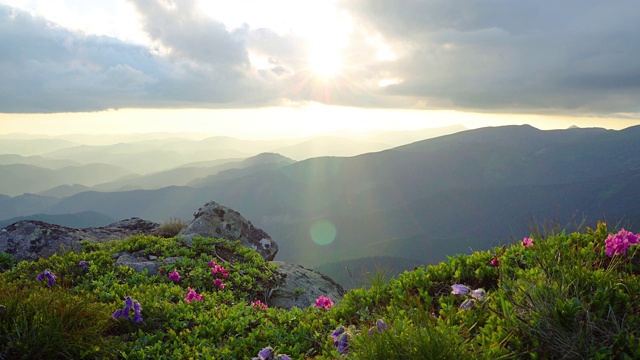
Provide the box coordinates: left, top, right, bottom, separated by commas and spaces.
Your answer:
1, 124, 639, 283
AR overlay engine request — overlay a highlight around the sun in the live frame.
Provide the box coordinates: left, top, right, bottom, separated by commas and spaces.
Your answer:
309, 39, 343, 79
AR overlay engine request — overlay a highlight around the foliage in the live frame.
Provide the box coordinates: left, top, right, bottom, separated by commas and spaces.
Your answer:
152, 217, 188, 238
1, 222, 640, 358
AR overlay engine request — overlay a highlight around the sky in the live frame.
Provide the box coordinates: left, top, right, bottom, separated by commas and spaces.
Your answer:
1, 0, 640, 138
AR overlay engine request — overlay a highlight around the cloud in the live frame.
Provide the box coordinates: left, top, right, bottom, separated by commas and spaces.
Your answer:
339, 0, 640, 114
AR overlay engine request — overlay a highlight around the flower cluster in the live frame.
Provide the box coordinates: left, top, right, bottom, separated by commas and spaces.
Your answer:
168, 268, 181, 282
184, 287, 203, 303
251, 300, 267, 310
209, 260, 229, 278
314, 295, 334, 309
368, 319, 387, 335
521, 237, 534, 247
210, 260, 228, 289
330, 326, 348, 355
112, 296, 143, 323
35, 269, 56, 287
605, 228, 639, 257
451, 284, 487, 310
252, 346, 291, 360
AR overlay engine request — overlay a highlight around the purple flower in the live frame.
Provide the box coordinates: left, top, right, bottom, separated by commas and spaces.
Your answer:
111, 308, 123, 319
335, 333, 348, 355
133, 301, 142, 312
451, 284, 470, 295
276, 355, 291, 360
330, 326, 345, 341
168, 268, 181, 282
257, 346, 274, 360
125, 296, 133, 309
314, 295, 334, 309
522, 237, 534, 247
35, 269, 56, 287
78, 261, 89, 271
471, 288, 487, 302
459, 299, 476, 310
605, 229, 639, 257
369, 319, 388, 335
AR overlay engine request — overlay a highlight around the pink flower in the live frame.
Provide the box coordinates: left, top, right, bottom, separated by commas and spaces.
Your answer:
214, 278, 226, 290
212, 264, 229, 278
522, 237, 534, 247
490, 257, 500, 267
605, 229, 639, 257
251, 300, 267, 310
209, 260, 216, 268
168, 268, 180, 282
314, 295, 334, 309
184, 287, 203, 303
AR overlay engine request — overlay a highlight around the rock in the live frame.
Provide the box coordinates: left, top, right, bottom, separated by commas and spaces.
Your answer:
178, 201, 278, 261
112, 251, 182, 275
0, 218, 159, 263
268, 261, 346, 309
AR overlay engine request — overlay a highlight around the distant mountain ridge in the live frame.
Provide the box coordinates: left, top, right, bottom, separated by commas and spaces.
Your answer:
2, 125, 639, 272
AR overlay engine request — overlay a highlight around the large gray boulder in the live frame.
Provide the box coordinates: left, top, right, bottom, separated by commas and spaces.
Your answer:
269, 261, 346, 309
178, 201, 278, 261
0, 218, 159, 263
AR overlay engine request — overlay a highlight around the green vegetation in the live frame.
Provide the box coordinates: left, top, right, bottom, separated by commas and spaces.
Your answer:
1, 222, 640, 359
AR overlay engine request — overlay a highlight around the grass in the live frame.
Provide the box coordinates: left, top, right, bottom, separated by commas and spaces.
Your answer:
0, 222, 639, 358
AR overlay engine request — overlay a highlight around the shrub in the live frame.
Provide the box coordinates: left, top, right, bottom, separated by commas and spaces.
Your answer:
152, 217, 188, 238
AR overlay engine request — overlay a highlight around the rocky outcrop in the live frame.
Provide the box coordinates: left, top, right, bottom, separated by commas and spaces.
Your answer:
0, 218, 159, 263
178, 201, 278, 261
269, 261, 346, 309
112, 251, 182, 275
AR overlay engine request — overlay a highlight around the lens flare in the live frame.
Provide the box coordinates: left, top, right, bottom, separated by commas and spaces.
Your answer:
310, 220, 337, 245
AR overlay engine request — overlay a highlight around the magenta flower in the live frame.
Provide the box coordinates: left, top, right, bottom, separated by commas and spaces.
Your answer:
211, 264, 229, 278
605, 229, 639, 257
522, 237, 534, 247
168, 268, 181, 282
251, 300, 267, 310
35, 269, 56, 287
214, 278, 226, 290
314, 295, 334, 309
451, 284, 470, 295
490, 257, 499, 267
184, 287, 203, 303
209, 259, 216, 268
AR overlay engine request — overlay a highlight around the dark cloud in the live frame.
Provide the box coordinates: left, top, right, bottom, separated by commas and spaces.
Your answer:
340, 0, 640, 114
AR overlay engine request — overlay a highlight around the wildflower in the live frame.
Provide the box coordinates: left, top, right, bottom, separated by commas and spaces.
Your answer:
330, 326, 345, 341
211, 264, 229, 278
209, 259, 216, 268
490, 257, 499, 267
522, 237, 534, 247
335, 333, 349, 354
112, 296, 143, 323
369, 319, 388, 335
35, 269, 56, 287
471, 288, 487, 302
78, 261, 90, 271
251, 300, 267, 310
111, 308, 123, 319
460, 299, 476, 310
605, 229, 639, 257
257, 346, 274, 360
214, 278, 226, 290
277, 355, 291, 360
451, 284, 470, 295
184, 287, 203, 303
168, 268, 181, 282
314, 295, 334, 309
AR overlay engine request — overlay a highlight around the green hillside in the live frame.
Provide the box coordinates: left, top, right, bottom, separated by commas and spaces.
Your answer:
1, 222, 639, 358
